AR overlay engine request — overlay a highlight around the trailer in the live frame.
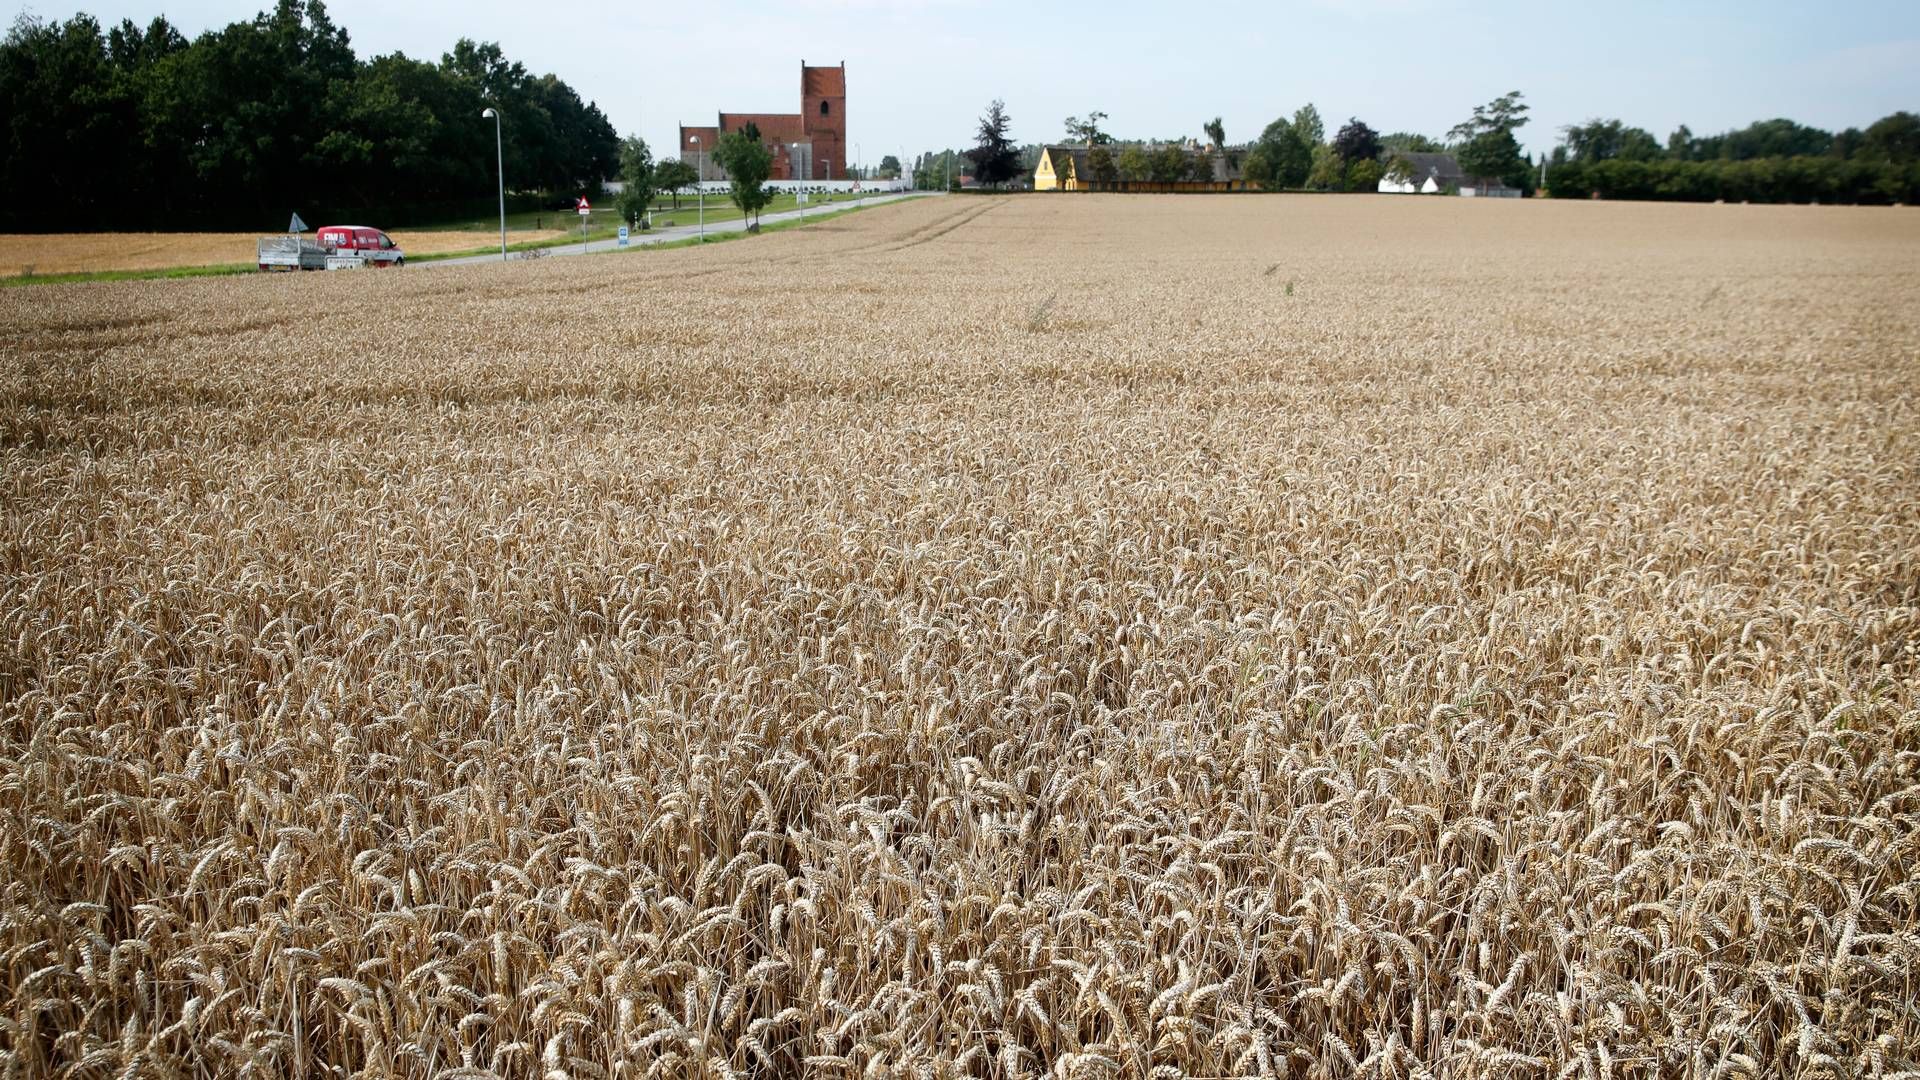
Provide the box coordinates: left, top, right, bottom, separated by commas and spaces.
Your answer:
257, 235, 328, 272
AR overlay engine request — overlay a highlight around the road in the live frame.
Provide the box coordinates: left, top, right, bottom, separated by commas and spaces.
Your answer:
425, 192, 934, 267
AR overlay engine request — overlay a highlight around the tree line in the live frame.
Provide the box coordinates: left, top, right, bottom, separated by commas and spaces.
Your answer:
0, 1, 621, 231
1545, 113, 1919, 204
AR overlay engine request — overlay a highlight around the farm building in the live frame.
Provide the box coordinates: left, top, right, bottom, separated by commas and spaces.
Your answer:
1379, 152, 1467, 194
1036, 142, 1245, 192
1035, 146, 1090, 191
1380, 152, 1523, 196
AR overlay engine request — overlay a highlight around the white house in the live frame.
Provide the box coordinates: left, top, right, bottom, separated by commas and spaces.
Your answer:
1378, 152, 1467, 195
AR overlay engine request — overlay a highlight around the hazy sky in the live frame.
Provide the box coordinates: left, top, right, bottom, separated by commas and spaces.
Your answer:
20, 0, 1920, 167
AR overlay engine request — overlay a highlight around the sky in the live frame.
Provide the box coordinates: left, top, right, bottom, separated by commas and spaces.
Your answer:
18, 0, 1920, 167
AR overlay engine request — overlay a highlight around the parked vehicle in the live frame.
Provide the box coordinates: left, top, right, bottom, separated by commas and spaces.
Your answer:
256, 225, 405, 272
315, 225, 405, 270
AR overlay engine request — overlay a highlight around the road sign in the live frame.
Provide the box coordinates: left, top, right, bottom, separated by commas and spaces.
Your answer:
576, 197, 591, 214
288, 212, 307, 233
617, 225, 629, 246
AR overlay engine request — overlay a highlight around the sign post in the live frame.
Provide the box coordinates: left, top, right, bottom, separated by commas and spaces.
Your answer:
577, 196, 591, 255
617, 224, 630, 247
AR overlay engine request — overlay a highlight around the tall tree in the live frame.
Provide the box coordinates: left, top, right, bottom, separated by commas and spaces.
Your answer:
1292, 104, 1324, 147
1203, 117, 1226, 149
1451, 91, 1531, 191
1448, 91, 1529, 144
878, 153, 902, 178
614, 135, 655, 225
1117, 145, 1150, 182
1064, 110, 1111, 145
1253, 116, 1312, 188
967, 99, 1021, 189
713, 129, 772, 226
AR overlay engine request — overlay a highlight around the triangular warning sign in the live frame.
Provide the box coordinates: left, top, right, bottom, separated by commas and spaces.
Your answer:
288, 212, 308, 233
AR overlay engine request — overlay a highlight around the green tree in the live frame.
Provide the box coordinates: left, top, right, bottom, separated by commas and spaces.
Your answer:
1149, 143, 1191, 183
1382, 132, 1442, 153
1242, 145, 1275, 188
1306, 143, 1344, 190
1451, 91, 1531, 191
654, 157, 697, 209
1862, 111, 1920, 163
1117, 145, 1150, 181
1562, 119, 1662, 162
614, 135, 655, 225
1346, 156, 1384, 191
1292, 103, 1324, 147
1254, 116, 1312, 188
1064, 110, 1111, 145
1203, 116, 1225, 149
714, 128, 772, 227
1458, 129, 1527, 190
1088, 145, 1118, 183
1449, 91, 1529, 144
878, 153, 902, 179
966, 99, 1021, 189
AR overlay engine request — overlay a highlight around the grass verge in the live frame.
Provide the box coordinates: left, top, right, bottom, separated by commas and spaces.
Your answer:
2, 262, 255, 289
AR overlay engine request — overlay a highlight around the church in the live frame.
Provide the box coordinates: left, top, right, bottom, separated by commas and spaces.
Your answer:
679, 62, 846, 182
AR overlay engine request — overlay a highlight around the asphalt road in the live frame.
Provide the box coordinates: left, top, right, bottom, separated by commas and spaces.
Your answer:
426, 191, 934, 267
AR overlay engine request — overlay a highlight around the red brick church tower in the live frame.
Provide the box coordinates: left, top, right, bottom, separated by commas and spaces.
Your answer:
681, 60, 847, 181
801, 62, 845, 180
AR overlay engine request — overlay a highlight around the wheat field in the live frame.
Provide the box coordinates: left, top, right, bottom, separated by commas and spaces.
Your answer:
0, 229, 566, 277
2, 195, 1917, 1078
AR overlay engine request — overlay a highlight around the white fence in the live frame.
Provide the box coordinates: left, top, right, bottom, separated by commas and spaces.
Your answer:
693, 178, 914, 195
603, 177, 915, 199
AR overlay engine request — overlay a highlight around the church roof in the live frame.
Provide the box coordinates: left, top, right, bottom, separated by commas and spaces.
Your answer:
719, 113, 806, 143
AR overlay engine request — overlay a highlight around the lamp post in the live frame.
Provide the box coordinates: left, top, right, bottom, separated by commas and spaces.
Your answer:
481, 107, 505, 261
690, 135, 703, 242
792, 142, 804, 221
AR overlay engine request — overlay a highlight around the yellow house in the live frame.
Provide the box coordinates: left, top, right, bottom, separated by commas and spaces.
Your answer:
1034, 145, 1088, 191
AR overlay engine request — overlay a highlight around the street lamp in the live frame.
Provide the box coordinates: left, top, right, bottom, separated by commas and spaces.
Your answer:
690, 134, 704, 242
792, 142, 804, 221
481, 107, 505, 260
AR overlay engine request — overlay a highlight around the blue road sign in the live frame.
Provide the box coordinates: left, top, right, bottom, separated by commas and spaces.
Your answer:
618, 225, 630, 247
